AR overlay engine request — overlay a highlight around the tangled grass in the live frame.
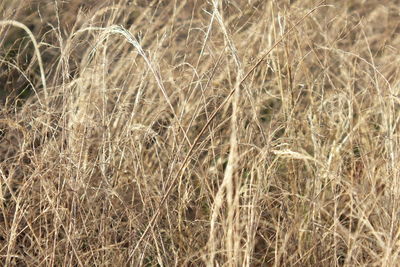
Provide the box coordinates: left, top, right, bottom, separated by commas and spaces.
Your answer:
1, 0, 400, 266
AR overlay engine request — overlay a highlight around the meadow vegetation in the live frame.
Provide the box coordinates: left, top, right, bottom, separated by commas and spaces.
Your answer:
1, 0, 400, 265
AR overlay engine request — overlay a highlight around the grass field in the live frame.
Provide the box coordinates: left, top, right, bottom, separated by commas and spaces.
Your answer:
1, 0, 400, 266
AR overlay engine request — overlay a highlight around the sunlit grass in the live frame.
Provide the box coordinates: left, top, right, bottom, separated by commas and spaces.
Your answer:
0, 0, 399, 266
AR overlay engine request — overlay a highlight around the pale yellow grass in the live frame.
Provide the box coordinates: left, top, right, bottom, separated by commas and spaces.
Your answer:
0, 0, 400, 266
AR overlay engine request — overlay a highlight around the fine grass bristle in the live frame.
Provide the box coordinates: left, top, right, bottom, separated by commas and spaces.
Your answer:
1, 1, 400, 266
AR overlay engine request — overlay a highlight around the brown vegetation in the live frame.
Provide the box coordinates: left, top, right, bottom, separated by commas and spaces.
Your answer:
1, 0, 400, 266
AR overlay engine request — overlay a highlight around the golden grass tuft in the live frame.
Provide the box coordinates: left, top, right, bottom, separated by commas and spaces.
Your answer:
1, 0, 400, 266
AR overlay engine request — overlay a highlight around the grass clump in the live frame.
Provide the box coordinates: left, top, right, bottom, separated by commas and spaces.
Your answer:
1, 0, 400, 266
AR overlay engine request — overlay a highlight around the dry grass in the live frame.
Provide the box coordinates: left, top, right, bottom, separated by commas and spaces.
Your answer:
1, 0, 400, 266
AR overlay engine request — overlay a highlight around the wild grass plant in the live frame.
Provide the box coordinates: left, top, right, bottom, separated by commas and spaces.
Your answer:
0, 0, 400, 266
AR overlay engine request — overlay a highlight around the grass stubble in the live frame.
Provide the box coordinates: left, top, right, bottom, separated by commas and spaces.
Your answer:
0, 0, 400, 266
